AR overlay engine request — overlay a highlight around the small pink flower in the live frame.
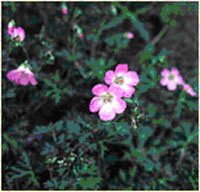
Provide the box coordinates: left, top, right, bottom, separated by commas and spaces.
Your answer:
105, 64, 139, 98
12, 27, 25, 42
8, 26, 15, 36
89, 84, 127, 121
79, 33, 83, 39
8, 20, 15, 36
62, 7, 68, 14
182, 84, 197, 97
160, 68, 184, 91
8, 20, 25, 42
7, 65, 37, 86
126, 32, 134, 39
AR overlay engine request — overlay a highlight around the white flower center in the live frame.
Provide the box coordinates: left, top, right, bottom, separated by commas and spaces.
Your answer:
19, 71, 28, 79
114, 75, 124, 85
101, 92, 114, 104
167, 72, 176, 81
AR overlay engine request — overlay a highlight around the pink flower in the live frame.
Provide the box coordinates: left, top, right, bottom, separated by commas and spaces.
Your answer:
89, 84, 127, 121
8, 26, 15, 36
78, 33, 83, 39
8, 20, 25, 42
62, 7, 68, 14
8, 20, 15, 36
126, 32, 134, 39
7, 65, 37, 86
12, 27, 25, 42
182, 84, 197, 97
160, 68, 184, 91
105, 64, 139, 98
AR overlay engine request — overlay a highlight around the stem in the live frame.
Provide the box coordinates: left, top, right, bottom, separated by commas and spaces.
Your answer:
22, 45, 30, 62
151, 25, 168, 46
52, 129, 57, 143
97, 142, 102, 177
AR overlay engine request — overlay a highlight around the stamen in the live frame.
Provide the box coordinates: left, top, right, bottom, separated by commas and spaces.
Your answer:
168, 72, 175, 80
101, 92, 113, 103
114, 75, 124, 85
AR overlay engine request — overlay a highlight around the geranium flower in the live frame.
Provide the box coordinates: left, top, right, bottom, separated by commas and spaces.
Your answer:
78, 33, 83, 39
7, 64, 37, 86
12, 27, 25, 42
8, 20, 15, 36
126, 32, 134, 39
62, 7, 68, 14
89, 84, 127, 121
182, 83, 197, 97
8, 20, 25, 42
105, 64, 139, 98
160, 68, 184, 91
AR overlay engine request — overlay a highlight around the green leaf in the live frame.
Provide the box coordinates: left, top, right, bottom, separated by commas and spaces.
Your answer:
87, 34, 99, 43
140, 42, 154, 63
79, 133, 90, 144
182, 121, 191, 136
58, 134, 65, 144
130, 166, 137, 177
3, 134, 18, 149
63, 49, 72, 60
143, 158, 154, 171
99, 140, 106, 159
175, 102, 182, 118
55, 121, 63, 131
101, 15, 124, 31
138, 126, 152, 149
170, 19, 176, 27
45, 90, 54, 97
146, 103, 157, 118
119, 170, 126, 181
78, 176, 101, 189
114, 122, 130, 135
53, 72, 60, 82
34, 125, 53, 134
67, 121, 81, 134
5, 89, 15, 98
54, 93, 61, 104
44, 78, 52, 86
149, 67, 157, 79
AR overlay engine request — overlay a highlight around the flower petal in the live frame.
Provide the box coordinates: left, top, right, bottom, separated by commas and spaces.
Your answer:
8, 26, 15, 36
13, 27, 25, 42
89, 96, 102, 112
160, 77, 168, 86
167, 81, 177, 91
92, 84, 108, 96
115, 64, 128, 74
19, 73, 29, 86
7, 71, 16, 81
112, 97, 127, 114
183, 84, 197, 97
122, 85, 135, 98
14, 72, 22, 84
124, 71, 139, 86
161, 68, 170, 77
105, 70, 115, 85
109, 85, 124, 98
99, 103, 116, 121
171, 68, 180, 76
29, 74, 37, 85
176, 75, 184, 85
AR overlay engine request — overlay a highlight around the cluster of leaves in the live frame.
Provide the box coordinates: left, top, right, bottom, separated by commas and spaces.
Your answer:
2, 2, 198, 190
